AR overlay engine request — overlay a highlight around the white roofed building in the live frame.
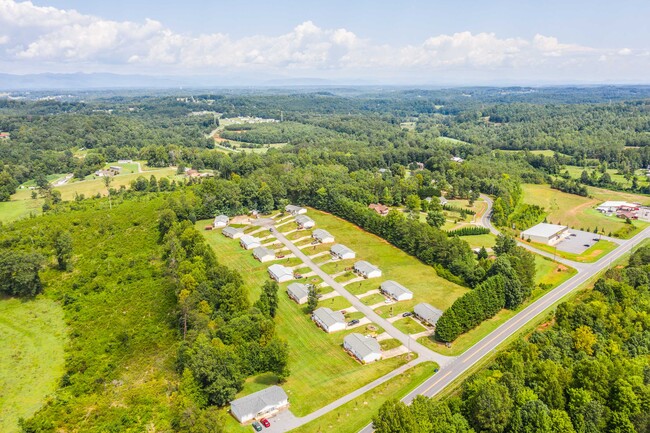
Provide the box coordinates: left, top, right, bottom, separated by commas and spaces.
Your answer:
223, 227, 244, 239
597, 201, 640, 214
343, 333, 382, 364
520, 223, 569, 246
414, 303, 443, 327
354, 261, 382, 279
312, 229, 334, 244
296, 215, 315, 229
268, 264, 294, 283
253, 246, 275, 263
213, 215, 230, 228
229, 386, 289, 423
285, 205, 307, 215
287, 283, 309, 304
330, 244, 356, 260
240, 235, 262, 250
380, 280, 413, 301
312, 307, 346, 333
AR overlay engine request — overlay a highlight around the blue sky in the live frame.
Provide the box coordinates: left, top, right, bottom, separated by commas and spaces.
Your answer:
2, 0, 650, 84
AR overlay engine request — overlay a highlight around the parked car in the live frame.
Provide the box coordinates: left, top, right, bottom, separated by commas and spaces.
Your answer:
402, 312, 412, 317
570, 233, 577, 237
295, 274, 304, 279
252, 421, 263, 431
261, 418, 271, 428
348, 319, 360, 326
583, 244, 591, 247
384, 298, 392, 303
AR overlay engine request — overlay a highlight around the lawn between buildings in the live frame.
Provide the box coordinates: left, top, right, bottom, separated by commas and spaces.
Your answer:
198, 220, 412, 419
0, 297, 66, 433
521, 183, 650, 238
418, 254, 578, 356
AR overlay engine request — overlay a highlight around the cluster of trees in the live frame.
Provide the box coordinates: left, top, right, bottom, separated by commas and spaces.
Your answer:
375, 244, 650, 433
551, 177, 589, 197
508, 204, 546, 231
435, 235, 536, 342
159, 208, 289, 409
447, 226, 491, 236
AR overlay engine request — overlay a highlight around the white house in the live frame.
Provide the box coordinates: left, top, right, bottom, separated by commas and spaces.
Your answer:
268, 264, 294, 283
380, 280, 414, 301
285, 204, 307, 216
213, 214, 230, 228
287, 283, 309, 304
520, 223, 569, 246
240, 235, 262, 250
312, 229, 335, 244
312, 307, 346, 333
223, 227, 244, 239
253, 246, 275, 263
230, 385, 289, 423
330, 244, 356, 260
296, 215, 315, 229
343, 333, 382, 364
414, 302, 443, 327
354, 261, 382, 279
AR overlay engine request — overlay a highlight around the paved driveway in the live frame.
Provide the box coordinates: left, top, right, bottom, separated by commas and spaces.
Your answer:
555, 230, 606, 254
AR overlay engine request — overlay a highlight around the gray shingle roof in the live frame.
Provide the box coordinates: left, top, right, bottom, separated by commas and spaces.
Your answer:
287, 283, 309, 300
313, 307, 345, 328
414, 302, 443, 326
380, 280, 413, 299
354, 260, 380, 275
295, 215, 314, 226
268, 264, 293, 280
223, 227, 243, 237
240, 234, 261, 246
230, 386, 288, 421
312, 229, 333, 241
331, 244, 354, 257
253, 246, 275, 259
344, 333, 381, 359
214, 214, 229, 223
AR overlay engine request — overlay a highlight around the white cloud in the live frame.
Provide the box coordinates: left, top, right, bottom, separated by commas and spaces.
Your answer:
0, 0, 647, 82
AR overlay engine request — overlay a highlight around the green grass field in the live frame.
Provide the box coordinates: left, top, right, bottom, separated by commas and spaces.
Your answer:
289, 361, 437, 433
198, 221, 412, 417
521, 183, 650, 238
0, 189, 43, 222
562, 165, 650, 189
0, 297, 66, 433
392, 317, 427, 335
463, 233, 497, 249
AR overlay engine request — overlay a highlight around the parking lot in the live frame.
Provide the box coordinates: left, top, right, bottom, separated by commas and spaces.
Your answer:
554, 230, 603, 254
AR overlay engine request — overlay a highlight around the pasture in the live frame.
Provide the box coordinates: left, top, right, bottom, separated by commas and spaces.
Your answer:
0, 297, 66, 433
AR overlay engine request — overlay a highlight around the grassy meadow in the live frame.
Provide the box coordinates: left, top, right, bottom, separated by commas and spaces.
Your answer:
0, 298, 66, 433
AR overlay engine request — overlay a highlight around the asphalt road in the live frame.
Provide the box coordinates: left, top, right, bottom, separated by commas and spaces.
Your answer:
357, 197, 650, 433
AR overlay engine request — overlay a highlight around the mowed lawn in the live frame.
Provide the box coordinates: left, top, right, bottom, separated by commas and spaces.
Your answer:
0, 189, 43, 222
0, 297, 66, 433
197, 221, 411, 417
305, 208, 469, 317
521, 184, 650, 238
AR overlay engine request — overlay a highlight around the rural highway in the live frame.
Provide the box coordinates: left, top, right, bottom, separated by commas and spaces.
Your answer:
356, 197, 650, 433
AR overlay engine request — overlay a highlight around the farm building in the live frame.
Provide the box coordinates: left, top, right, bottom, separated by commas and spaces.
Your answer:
229, 385, 289, 424
330, 244, 356, 260
380, 280, 413, 301
285, 204, 307, 215
343, 333, 382, 364
268, 264, 294, 283
296, 215, 315, 229
287, 283, 309, 304
520, 223, 569, 246
240, 235, 262, 250
414, 303, 443, 327
312, 307, 346, 333
312, 229, 334, 244
354, 261, 382, 279
222, 227, 244, 239
368, 203, 389, 216
253, 246, 275, 263
213, 215, 230, 228
596, 201, 640, 214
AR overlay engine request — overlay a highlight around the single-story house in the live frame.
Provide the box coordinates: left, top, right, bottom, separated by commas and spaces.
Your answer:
296, 215, 315, 229
439, 196, 448, 206
520, 223, 570, 246
451, 156, 465, 163
253, 246, 276, 263
285, 204, 307, 216
354, 260, 382, 279
222, 227, 244, 239
213, 214, 230, 228
330, 244, 356, 260
414, 302, 443, 327
369, 203, 389, 216
240, 235, 262, 250
380, 280, 413, 301
596, 201, 640, 214
312, 307, 346, 333
268, 264, 294, 283
230, 385, 289, 424
312, 229, 334, 244
343, 333, 382, 364
287, 282, 309, 304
